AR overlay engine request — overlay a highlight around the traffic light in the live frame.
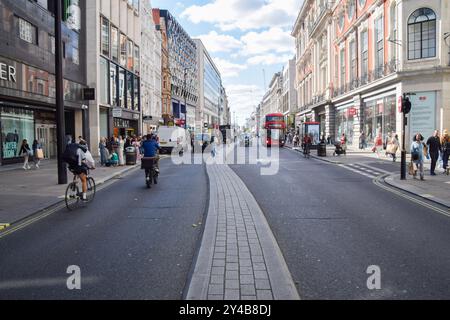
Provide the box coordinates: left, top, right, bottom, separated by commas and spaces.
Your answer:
402, 97, 412, 114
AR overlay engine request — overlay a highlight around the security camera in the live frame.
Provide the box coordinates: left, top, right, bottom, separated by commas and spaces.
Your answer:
81, 104, 89, 110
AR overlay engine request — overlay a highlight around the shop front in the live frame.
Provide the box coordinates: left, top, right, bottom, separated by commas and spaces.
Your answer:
113, 117, 139, 139
335, 103, 356, 145
362, 94, 396, 146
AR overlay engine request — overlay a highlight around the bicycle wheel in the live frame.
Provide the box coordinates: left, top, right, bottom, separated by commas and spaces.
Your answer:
65, 182, 80, 211
86, 177, 96, 202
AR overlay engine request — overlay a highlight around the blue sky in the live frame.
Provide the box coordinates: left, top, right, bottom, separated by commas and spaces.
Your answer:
151, 0, 303, 125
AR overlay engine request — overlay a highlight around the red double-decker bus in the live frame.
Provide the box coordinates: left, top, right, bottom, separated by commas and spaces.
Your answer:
262, 113, 286, 147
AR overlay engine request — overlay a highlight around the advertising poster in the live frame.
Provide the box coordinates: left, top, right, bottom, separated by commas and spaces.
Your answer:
409, 91, 436, 141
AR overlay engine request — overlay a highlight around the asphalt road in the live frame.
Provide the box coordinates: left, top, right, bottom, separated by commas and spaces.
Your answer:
231, 148, 450, 299
0, 158, 208, 300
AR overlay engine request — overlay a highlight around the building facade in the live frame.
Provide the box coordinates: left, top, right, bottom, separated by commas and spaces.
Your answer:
293, 0, 450, 148
261, 72, 282, 117
86, 0, 142, 155
194, 39, 222, 132
141, 0, 161, 134
153, 9, 198, 129
0, 0, 87, 165
281, 58, 298, 130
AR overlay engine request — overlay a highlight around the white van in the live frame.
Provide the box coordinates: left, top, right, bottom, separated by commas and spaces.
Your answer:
157, 126, 189, 154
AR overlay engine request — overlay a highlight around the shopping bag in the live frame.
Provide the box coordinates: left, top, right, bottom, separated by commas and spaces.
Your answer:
36, 148, 44, 159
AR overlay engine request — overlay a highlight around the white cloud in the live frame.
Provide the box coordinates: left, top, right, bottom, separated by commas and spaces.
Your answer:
214, 58, 248, 78
240, 27, 295, 56
247, 53, 293, 66
181, 0, 303, 31
195, 31, 242, 53
225, 84, 265, 121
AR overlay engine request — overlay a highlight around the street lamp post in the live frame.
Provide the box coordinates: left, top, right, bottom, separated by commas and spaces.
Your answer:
55, 0, 67, 184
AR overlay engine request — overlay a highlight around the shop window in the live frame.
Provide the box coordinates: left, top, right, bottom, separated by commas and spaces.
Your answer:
134, 77, 139, 111
110, 63, 118, 106
134, 46, 140, 75
408, 8, 436, 60
1, 107, 34, 160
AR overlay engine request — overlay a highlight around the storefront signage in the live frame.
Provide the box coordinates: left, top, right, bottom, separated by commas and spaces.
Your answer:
132, 113, 140, 120
409, 91, 436, 141
112, 108, 122, 118
348, 107, 357, 117
83, 88, 96, 101
114, 118, 130, 128
0, 63, 16, 83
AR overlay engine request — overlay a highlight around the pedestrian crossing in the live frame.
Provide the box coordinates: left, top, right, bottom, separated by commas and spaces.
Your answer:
338, 163, 392, 179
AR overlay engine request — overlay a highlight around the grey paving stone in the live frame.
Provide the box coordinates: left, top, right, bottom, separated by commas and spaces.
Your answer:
213, 259, 226, 267
255, 279, 271, 290
256, 290, 273, 300
208, 294, 224, 300
224, 289, 240, 300
226, 255, 239, 263
225, 279, 240, 290
253, 262, 267, 271
226, 270, 239, 280
214, 252, 226, 260
241, 296, 257, 300
211, 266, 225, 275
240, 266, 254, 275
226, 263, 239, 271
251, 256, 265, 263
240, 274, 255, 285
240, 284, 256, 296
209, 284, 224, 295
210, 274, 225, 284
240, 259, 252, 267
254, 270, 269, 280
215, 246, 226, 253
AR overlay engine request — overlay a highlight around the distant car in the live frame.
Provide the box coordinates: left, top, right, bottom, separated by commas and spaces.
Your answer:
193, 133, 211, 153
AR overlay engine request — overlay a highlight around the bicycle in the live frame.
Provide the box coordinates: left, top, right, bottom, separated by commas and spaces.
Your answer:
65, 168, 96, 210
141, 157, 159, 189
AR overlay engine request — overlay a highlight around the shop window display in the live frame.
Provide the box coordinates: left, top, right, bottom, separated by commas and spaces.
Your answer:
1, 107, 34, 159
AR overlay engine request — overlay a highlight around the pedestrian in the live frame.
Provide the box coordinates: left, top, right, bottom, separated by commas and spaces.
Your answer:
411, 133, 425, 181
441, 129, 450, 175
426, 130, 441, 176
373, 131, 383, 158
118, 136, 125, 166
99, 137, 108, 166
133, 136, 141, 160
18, 139, 32, 170
340, 133, 347, 153
386, 134, 400, 162
211, 136, 217, 158
32, 139, 43, 169
359, 131, 367, 150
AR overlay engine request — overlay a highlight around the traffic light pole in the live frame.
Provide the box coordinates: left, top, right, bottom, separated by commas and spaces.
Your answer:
55, 0, 67, 184
401, 110, 407, 180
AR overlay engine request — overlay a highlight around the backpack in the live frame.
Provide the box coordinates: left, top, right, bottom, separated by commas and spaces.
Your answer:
62, 143, 83, 166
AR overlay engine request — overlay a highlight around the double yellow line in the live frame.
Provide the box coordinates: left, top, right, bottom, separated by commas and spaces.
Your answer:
373, 175, 450, 218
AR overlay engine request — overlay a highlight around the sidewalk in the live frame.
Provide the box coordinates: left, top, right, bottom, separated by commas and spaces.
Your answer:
285, 143, 450, 208
0, 159, 139, 227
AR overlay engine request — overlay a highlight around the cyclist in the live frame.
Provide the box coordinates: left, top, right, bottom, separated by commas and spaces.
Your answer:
68, 140, 89, 201
142, 134, 161, 176
303, 134, 312, 157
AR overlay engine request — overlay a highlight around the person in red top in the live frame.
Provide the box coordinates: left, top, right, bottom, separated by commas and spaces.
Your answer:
340, 134, 347, 152
303, 134, 312, 155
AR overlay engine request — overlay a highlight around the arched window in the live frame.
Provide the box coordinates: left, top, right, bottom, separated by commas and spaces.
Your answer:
408, 8, 437, 60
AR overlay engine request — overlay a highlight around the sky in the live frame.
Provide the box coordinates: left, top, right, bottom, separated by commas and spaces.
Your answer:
151, 0, 304, 126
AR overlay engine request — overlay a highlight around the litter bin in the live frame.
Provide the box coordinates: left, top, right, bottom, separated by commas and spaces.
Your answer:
125, 146, 137, 165
317, 143, 327, 157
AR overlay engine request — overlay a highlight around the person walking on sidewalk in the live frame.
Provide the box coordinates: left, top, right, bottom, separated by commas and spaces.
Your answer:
427, 130, 441, 176
32, 139, 43, 169
18, 139, 32, 170
441, 129, 450, 175
411, 133, 426, 181
359, 131, 367, 150
118, 136, 125, 166
386, 134, 400, 162
340, 133, 347, 153
99, 137, 108, 167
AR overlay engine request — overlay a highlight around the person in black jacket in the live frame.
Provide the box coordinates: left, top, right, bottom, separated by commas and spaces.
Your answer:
427, 130, 441, 176
18, 139, 32, 170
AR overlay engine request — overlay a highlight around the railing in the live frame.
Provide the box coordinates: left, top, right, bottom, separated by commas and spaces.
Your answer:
331, 60, 399, 98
